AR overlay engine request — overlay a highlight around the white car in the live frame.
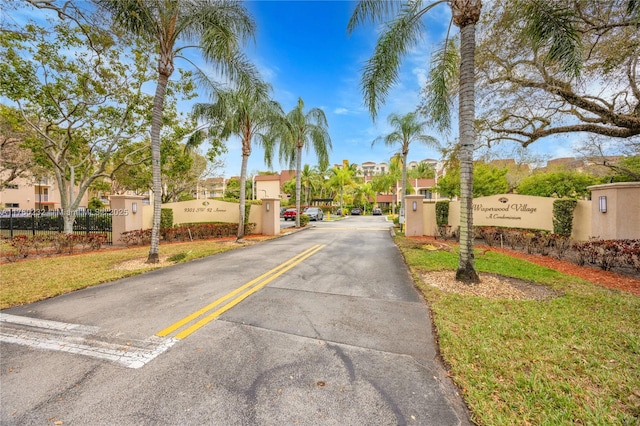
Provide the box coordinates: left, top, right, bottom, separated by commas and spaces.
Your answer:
302, 207, 324, 221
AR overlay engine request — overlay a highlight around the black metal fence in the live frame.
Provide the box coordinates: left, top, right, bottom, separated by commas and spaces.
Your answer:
0, 209, 113, 244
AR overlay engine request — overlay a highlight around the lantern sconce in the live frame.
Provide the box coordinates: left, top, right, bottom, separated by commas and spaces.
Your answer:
598, 196, 607, 213
132, 202, 138, 214
266, 202, 270, 212
412, 200, 417, 211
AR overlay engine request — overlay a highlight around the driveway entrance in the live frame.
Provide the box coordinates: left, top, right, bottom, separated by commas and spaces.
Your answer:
1, 215, 471, 425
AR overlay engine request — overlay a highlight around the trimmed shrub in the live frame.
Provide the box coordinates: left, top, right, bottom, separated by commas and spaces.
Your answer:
120, 222, 257, 246
573, 239, 639, 271
160, 208, 174, 229
553, 199, 577, 237
435, 201, 450, 226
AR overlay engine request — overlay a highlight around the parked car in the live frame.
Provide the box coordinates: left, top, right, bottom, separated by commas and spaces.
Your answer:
280, 207, 288, 218
303, 207, 324, 221
373, 208, 382, 216
283, 208, 297, 221
350, 208, 362, 215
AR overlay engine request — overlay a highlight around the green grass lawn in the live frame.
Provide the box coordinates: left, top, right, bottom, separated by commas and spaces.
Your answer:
396, 236, 640, 425
0, 239, 250, 309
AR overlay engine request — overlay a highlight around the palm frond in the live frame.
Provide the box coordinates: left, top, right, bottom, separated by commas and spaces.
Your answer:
420, 37, 459, 133
96, 0, 162, 37
184, 129, 206, 153
519, 0, 582, 77
347, 0, 401, 33
361, 2, 425, 119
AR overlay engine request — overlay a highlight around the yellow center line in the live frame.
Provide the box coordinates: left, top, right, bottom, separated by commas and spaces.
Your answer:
156, 244, 325, 339
173, 244, 325, 340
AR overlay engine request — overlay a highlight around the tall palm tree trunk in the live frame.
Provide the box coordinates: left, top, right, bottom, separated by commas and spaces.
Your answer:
295, 144, 302, 227
455, 21, 480, 283
401, 152, 408, 226
147, 71, 170, 264
237, 150, 249, 240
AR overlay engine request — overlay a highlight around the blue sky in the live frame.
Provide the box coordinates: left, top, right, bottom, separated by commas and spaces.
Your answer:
210, 0, 576, 178
218, 0, 451, 177
6, 0, 577, 178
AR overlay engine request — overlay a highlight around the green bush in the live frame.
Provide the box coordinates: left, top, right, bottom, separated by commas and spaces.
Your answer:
120, 222, 256, 246
160, 208, 173, 229
88, 197, 104, 210
299, 214, 310, 227
435, 201, 450, 226
553, 199, 577, 237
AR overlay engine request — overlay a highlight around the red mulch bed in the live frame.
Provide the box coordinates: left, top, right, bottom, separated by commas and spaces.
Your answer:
486, 246, 640, 296
408, 236, 640, 297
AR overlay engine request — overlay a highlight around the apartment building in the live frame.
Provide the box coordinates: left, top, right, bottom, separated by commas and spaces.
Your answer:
0, 174, 88, 210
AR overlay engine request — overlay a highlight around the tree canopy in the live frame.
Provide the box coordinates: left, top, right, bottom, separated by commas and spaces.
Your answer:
475, 0, 640, 148
516, 170, 599, 198
436, 162, 509, 198
0, 12, 156, 232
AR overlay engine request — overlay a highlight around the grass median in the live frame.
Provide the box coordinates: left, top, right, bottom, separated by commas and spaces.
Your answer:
0, 239, 268, 309
395, 236, 639, 425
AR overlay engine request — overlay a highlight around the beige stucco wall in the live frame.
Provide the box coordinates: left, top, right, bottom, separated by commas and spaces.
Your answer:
404, 195, 424, 237
588, 182, 640, 240
572, 200, 592, 241
421, 201, 438, 236
248, 203, 262, 234
259, 198, 280, 236
142, 199, 241, 229
255, 180, 281, 199
467, 194, 555, 230
110, 195, 145, 246
423, 194, 594, 241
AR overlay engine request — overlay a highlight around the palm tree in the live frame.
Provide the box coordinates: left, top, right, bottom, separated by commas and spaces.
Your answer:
350, 0, 589, 281
349, 0, 482, 282
373, 112, 438, 226
194, 81, 283, 240
274, 98, 332, 227
300, 164, 322, 206
353, 182, 376, 213
98, 0, 258, 262
409, 161, 436, 179
327, 166, 355, 215
370, 173, 393, 210
314, 163, 332, 199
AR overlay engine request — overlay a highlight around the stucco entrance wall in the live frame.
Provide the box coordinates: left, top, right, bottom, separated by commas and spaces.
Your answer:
449, 194, 554, 230
422, 194, 592, 241
588, 182, 640, 240
142, 199, 262, 234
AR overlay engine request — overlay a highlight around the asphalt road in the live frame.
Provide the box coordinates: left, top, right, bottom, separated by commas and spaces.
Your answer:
1, 215, 471, 425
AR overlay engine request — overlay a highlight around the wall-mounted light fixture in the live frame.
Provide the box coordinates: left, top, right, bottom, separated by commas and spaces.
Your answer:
266, 202, 270, 212
132, 202, 138, 214
412, 201, 418, 212
599, 196, 607, 213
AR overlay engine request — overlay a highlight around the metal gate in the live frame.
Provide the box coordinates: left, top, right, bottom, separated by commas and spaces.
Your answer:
0, 209, 113, 244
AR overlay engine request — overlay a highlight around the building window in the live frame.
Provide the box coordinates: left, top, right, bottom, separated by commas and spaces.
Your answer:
5, 184, 18, 189
420, 189, 432, 199
36, 188, 49, 202
5, 203, 19, 208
